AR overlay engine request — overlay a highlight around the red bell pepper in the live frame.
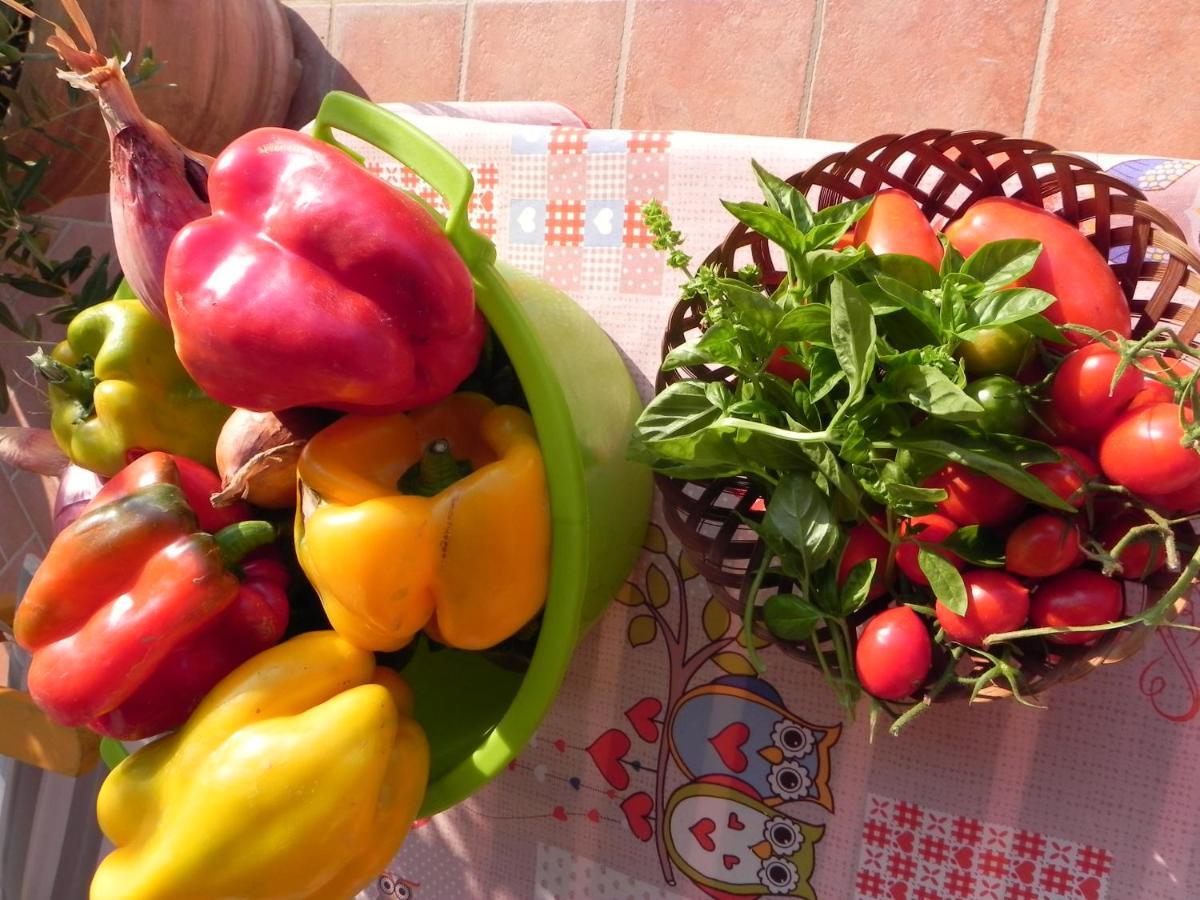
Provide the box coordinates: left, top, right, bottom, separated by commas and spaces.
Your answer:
163, 127, 486, 413
13, 452, 289, 740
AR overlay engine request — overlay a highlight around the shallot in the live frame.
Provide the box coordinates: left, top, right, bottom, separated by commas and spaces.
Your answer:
2, 0, 212, 323
213, 409, 330, 509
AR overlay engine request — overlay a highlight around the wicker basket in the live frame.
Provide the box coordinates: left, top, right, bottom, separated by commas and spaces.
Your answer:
656, 129, 1200, 702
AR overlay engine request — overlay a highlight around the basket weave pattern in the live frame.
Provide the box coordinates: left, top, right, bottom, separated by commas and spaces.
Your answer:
656, 130, 1200, 700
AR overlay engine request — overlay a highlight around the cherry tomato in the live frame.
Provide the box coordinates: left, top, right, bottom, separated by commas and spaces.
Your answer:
765, 346, 809, 382
957, 324, 1035, 378
895, 514, 963, 585
922, 463, 1026, 527
853, 189, 942, 268
1098, 514, 1166, 579
964, 375, 1032, 434
1099, 402, 1200, 495
1050, 343, 1142, 431
1029, 569, 1124, 644
838, 521, 890, 600
935, 569, 1030, 647
944, 197, 1131, 347
855, 606, 932, 700
1027, 446, 1098, 509
1005, 514, 1081, 578
1029, 401, 1106, 450
1140, 472, 1200, 515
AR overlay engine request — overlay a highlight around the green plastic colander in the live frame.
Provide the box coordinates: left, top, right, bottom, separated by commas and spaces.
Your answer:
309, 92, 653, 816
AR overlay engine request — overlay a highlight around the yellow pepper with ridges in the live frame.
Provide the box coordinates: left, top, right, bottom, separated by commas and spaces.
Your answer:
296, 392, 550, 652
91, 631, 428, 900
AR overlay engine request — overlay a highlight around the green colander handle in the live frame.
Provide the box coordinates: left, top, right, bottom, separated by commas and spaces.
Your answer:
311, 91, 496, 272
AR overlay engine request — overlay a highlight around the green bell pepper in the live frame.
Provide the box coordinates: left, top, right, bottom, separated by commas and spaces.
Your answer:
32, 299, 230, 477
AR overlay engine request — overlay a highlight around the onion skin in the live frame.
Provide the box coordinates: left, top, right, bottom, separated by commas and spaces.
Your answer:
213, 409, 330, 509
53, 465, 105, 534
0, 427, 69, 476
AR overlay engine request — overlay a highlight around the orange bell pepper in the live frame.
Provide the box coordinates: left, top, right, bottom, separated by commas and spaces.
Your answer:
295, 393, 550, 651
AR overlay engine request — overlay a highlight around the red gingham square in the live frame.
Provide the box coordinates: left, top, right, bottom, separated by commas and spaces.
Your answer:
546, 200, 586, 247
628, 131, 669, 154
548, 127, 588, 155
623, 200, 657, 248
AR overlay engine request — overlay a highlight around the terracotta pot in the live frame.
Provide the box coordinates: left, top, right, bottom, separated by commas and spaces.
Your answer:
3, 0, 300, 210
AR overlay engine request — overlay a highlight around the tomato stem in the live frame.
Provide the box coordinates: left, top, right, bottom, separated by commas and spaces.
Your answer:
888, 653, 958, 735
984, 541, 1200, 644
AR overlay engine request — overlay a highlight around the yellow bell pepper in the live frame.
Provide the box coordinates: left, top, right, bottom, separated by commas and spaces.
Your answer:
295, 392, 550, 652
91, 631, 429, 900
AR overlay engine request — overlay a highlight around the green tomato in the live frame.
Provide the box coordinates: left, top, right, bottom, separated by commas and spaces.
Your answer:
964, 375, 1032, 435
957, 325, 1034, 376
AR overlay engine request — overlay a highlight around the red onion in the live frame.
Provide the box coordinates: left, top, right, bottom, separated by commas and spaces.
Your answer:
4, 0, 212, 324
53, 465, 105, 534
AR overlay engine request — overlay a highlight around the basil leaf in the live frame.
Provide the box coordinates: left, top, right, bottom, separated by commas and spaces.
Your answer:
884, 482, 948, 504
799, 440, 862, 508
840, 558, 877, 615
627, 382, 744, 479
726, 398, 779, 419
717, 278, 781, 331
762, 473, 840, 570
764, 593, 823, 642
806, 247, 868, 282
959, 287, 1057, 337
776, 304, 832, 346
874, 274, 941, 335
807, 222, 853, 250
830, 277, 877, 406
941, 525, 1006, 568
868, 253, 941, 292
720, 201, 806, 257
812, 196, 874, 231
960, 239, 1042, 290
892, 431, 1074, 511
751, 160, 814, 231
662, 321, 742, 371
1019, 313, 1073, 345
810, 372, 846, 404
859, 281, 904, 315
938, 233, 964, 276
883, 364, 983, 419
919, 547, 968, 616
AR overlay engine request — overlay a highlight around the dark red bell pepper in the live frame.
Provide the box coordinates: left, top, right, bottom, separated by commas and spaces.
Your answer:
14, 452, 289, 740
163, 127, 486, 413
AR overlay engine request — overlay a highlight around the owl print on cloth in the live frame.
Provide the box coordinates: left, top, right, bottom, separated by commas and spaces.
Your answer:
667, 676, 839, 811
664, 777, 823, 899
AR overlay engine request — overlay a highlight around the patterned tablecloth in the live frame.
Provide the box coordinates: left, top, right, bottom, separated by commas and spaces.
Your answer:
347, 110, 1200, 900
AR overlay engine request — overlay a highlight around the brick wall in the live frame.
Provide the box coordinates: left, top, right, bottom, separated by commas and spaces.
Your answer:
285, 0, 1199, 158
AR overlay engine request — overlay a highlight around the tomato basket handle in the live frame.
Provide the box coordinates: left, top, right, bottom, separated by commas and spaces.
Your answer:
311, 91, 495, 272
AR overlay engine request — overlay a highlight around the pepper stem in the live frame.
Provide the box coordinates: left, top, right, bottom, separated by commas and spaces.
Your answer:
29, 349, 98, 408
213, 520, 277, 569
398, 438, 473, 496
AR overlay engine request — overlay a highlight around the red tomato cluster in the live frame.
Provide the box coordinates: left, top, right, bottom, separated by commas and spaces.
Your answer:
836, 192, 1199, 703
